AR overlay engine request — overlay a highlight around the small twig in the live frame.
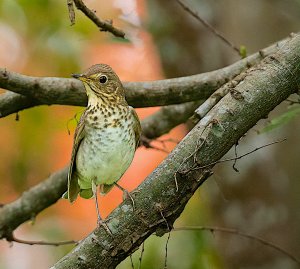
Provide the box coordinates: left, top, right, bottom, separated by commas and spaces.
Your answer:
174, 226, 300, 265
174, 173, 179, 192
15, 112, 20, 121
130, 255, 135, 269
232, 142, 239, 172
286, 98, 300, 105
158, 208, 171, 269
146, 144, 169, 154
199, 139, 286, 169
175, 0, 240, 56
138, 242, 145, 269
8, 234, 77, 247
67, 0, 75, 25
71, 0, 125, 38
164, 232, 171, 269
140, 136, 170, 154
153, 138, 181, 153
157, 138, 180, 145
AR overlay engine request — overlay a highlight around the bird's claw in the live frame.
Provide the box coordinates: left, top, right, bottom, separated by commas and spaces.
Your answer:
97, 217, 112, 235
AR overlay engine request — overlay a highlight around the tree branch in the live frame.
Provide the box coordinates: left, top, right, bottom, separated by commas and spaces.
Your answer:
0, 168, 68, 240
50, 34, 300, 268
0, 34, 290, 118
141, 101, 201, 139
174, 226, 300, 265
72, 0, 125, 38
175, 0, 240, 55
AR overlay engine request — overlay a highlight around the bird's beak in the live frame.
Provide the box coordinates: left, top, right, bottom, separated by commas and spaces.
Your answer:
72, 73, 89, 83
72, 73, 82, 79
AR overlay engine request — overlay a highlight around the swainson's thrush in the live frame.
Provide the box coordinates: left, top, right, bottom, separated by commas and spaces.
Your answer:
67, 64, 141, 227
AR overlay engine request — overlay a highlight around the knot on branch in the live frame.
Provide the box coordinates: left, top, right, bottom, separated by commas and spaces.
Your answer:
0, 69, 8, 79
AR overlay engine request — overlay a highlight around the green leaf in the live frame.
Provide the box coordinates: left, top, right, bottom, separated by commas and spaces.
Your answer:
260, 105, 300, 133
239, 45, 247, 58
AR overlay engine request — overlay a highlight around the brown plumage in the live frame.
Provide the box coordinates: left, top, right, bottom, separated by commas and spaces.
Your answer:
67, 64, 141, 209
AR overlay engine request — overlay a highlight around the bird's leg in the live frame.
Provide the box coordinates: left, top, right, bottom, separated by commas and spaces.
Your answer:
92, 182, 112, 235
94, 185, 102, 224
114, 182, 135, 210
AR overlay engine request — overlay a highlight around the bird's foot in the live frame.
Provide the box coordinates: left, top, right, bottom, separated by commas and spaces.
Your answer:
122, 189, 136, 210
97, 217, 112, 235
114, 183, 137, 210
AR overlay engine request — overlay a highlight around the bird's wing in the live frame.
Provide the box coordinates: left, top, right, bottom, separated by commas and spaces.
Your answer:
130, 106, 141, 149
67, 111, 86, 202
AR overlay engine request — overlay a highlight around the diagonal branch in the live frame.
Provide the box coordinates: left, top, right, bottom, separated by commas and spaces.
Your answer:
141, 101, 201, 139
72, 0, 125, 38
175, 0, 240, 55
0, 168, 68, 240
0, 34, 291, 118
50, 34, 300, 268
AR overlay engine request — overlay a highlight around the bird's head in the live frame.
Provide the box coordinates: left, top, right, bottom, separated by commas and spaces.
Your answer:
72, 64, 126, 105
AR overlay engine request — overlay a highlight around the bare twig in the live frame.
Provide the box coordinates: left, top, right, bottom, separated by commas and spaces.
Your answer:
67, 0, 75, 25
286, 98, 300, 105
164, 232, 171, 269
130, 255, 135, 269
157, 206, 171, 269
175, 0, 241, 56
72, 0, 125, 38
138, 242, 145, 269
199, 139, 286, 169
232, 142, 239, 172
8, 234, 77, 247
140, 136, 169, 154
157, 138, 180, 145
174, 226, 300, 266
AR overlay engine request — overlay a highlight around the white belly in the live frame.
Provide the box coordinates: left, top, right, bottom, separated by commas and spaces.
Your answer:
76, 125, 135, 189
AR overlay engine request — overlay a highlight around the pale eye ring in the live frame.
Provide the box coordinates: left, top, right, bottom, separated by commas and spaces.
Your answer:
99, 75, 108, 84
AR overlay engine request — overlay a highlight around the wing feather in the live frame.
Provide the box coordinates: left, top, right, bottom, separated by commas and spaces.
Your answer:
67, 111, 86, 202
130, 107, 141, 149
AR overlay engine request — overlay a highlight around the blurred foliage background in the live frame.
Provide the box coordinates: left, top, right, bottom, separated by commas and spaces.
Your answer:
0, 0, 300, 268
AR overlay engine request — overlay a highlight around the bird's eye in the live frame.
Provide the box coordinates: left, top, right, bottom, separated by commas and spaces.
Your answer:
99, 75, 108, 84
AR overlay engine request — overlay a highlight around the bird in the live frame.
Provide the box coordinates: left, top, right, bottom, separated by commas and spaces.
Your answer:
67, 64, 141, 230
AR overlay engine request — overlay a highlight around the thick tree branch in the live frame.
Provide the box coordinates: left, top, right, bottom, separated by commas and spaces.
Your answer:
50, 34, 300, 268
0, 35, 290, 118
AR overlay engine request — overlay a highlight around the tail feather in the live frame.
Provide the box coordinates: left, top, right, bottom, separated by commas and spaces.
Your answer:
100, 183, 114, 195
79, 188, 93, 199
